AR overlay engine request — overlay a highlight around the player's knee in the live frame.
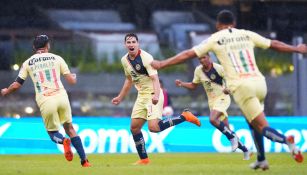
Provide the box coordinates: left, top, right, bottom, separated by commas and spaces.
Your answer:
130, 126, 141, 135
209, 118, 219, 126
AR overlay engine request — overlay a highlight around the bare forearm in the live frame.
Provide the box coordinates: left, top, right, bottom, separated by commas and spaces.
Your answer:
161, 49, 197, 68
118, 79, 132, 99
3, 82, 22, 96
152, 76, 160, 98
270, 40, 300, 53
180, 82, 197, 90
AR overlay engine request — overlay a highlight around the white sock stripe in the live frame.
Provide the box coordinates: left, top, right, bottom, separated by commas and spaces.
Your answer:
135, 138, 145, 146
222, 126, 232, 134
265, 130, 284, 142
52, 136, 63, 144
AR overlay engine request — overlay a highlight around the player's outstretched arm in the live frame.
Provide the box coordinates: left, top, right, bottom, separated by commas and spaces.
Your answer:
64, 73, 77, 85
175, 79, 197, 90
111, 76, 133, 105
151, 49, 197, 70
270, 40, 307, 54
1, 81, 22, 96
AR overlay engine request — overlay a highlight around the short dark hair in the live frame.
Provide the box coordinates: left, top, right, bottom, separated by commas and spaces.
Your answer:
124, 33, 138, 42
33, 34, 49, 50
217, 10, 235, 25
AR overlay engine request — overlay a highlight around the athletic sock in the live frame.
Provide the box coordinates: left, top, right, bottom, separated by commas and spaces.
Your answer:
71, 136, 86, 161
238, 141, 248, 152
48, 131, 64, 144
262, 127, 286, 144
133, 132, 148, 159
248, 123, 265, 161
215, 122, 234, 140
158, 115, 185, 131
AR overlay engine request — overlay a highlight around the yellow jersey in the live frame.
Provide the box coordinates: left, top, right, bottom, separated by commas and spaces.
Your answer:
193, 28, 271, 90
193, 63, 228, 103
18, 52, 70, 105
121, 49, 157, 94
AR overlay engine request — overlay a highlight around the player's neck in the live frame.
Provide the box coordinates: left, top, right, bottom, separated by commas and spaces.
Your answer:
36, 48, 48, 54
128, 53, 137, 60
128, 49, 140, 60
217, 24, 234, 31
202, 63, 213, 72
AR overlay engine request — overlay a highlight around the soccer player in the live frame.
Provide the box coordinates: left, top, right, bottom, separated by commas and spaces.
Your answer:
1, 35, 91, 167
151, 10, 307, 170
112, 33, 201, 165
175, 54, 250, 160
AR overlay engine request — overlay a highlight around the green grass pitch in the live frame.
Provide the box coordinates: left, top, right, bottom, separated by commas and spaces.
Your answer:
0, 153, 306, 175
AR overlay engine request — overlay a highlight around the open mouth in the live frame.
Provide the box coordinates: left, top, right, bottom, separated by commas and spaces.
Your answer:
129, 48, 135, 51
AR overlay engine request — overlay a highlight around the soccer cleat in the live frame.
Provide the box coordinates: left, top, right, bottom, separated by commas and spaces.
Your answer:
286, 135, 304, 163
249, 160, 269, 171
181, 109, 201, 127
132, 158, 150, 165
63, 138, 73, 161
229, 135, 239, 152
81, 159, 91, 167
243, 151, 253, 160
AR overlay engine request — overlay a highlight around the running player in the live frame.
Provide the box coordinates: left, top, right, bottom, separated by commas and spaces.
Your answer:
112, 33, 201, 165
1, 35, 91, 167
175, 54, 250, 160
151, 10, 306, 170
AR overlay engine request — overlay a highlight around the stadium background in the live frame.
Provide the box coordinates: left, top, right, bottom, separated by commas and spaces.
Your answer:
0, 0, 307, 156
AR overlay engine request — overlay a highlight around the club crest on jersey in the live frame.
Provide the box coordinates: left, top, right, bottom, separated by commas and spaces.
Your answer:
210, 74, 216, 80
135, 64, 141, 71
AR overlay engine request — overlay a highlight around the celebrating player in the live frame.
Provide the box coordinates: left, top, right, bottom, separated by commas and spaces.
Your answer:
112, 33, 201, 165
1, 35, 91, 167
151, 10, 307, 170
175, 53, 250, 160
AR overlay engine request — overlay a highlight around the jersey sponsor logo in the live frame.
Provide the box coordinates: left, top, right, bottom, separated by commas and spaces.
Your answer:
217, 35, 250, 45
29, 57, 55, 66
